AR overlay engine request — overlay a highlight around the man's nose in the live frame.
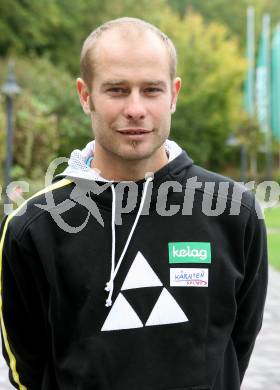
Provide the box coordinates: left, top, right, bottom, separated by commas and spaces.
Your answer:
123, 91, 146, 120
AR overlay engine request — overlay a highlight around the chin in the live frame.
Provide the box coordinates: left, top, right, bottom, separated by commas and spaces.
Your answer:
118, 148, 153, 161
118, 152, 152, 162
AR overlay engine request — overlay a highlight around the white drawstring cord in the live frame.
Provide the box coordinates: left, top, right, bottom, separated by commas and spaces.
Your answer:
105, 183, 116, 307
105, 176, 153, 307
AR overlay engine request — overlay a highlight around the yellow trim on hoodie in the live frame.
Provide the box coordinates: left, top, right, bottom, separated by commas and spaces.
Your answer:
0, 178, 72, 390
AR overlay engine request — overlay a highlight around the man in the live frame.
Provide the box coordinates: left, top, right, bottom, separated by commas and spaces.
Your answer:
0, 17, 267, 390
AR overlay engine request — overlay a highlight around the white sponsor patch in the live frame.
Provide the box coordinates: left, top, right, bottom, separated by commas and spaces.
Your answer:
170, 268, 209, 287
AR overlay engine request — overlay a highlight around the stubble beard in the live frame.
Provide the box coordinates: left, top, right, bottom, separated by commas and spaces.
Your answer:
98, 133, 164, 163
91, 102, 170, 162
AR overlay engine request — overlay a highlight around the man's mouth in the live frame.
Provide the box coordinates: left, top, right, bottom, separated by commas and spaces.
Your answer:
117, 128, 152, 135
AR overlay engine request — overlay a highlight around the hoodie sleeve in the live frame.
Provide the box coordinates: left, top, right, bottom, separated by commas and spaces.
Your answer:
0, 216, 48, 390
231, 199, 268, 383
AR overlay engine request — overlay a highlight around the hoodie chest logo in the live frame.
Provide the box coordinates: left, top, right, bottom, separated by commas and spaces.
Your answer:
101, 251, 188, 332
168, 242, 211, 264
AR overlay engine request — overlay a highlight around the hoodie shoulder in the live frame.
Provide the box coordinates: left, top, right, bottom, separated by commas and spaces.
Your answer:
181, 164, 256, 212
2, 178, 74, 240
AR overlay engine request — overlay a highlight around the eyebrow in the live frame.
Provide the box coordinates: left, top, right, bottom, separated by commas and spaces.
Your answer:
101, 80, 167, 88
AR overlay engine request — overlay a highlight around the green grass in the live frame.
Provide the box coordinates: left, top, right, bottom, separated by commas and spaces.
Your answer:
266, 234, 280, 271
264, 207, 280, 229
264, 207, 280, 271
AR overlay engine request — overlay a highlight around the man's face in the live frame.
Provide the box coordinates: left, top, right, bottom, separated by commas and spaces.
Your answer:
77, 28, 181, 166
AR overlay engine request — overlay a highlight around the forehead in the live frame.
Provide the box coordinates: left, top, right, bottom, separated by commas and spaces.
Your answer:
92, 28, 170, 85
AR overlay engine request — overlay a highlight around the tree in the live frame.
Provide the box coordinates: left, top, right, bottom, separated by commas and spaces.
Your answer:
160, 11, 246, 169
0, 95, 5, 184
0, 57, 89, 181
167, 0, 274, 47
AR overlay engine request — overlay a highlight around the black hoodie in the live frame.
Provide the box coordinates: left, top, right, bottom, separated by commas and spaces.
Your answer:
0, 143, 268, 390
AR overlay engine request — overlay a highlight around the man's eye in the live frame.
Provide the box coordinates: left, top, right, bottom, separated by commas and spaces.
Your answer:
145, 88, 162, 94
107, 88, 128, 94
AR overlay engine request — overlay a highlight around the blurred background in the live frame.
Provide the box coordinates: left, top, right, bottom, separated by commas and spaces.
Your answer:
0, 0, 280, 389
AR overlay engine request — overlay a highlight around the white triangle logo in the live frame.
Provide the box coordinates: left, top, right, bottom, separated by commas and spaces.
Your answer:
121, 251, 163, 290
101, 293, 143, 331
145, 288, 188, 327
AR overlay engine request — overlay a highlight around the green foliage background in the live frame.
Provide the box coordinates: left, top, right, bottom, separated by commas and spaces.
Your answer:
0, 0, 279, 194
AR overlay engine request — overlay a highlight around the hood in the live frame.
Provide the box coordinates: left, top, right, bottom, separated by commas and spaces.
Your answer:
54, 139, 193, 307
55, 139, 191, 183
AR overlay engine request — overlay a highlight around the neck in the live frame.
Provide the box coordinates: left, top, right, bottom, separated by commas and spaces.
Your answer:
91, 145, 169, 181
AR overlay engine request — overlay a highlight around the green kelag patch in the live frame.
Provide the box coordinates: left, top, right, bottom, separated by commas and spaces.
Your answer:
168, 242, 211, 264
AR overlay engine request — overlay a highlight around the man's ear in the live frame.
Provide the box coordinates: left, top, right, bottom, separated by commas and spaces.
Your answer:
170, 77, 181, 114
76, 78, 92, 115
